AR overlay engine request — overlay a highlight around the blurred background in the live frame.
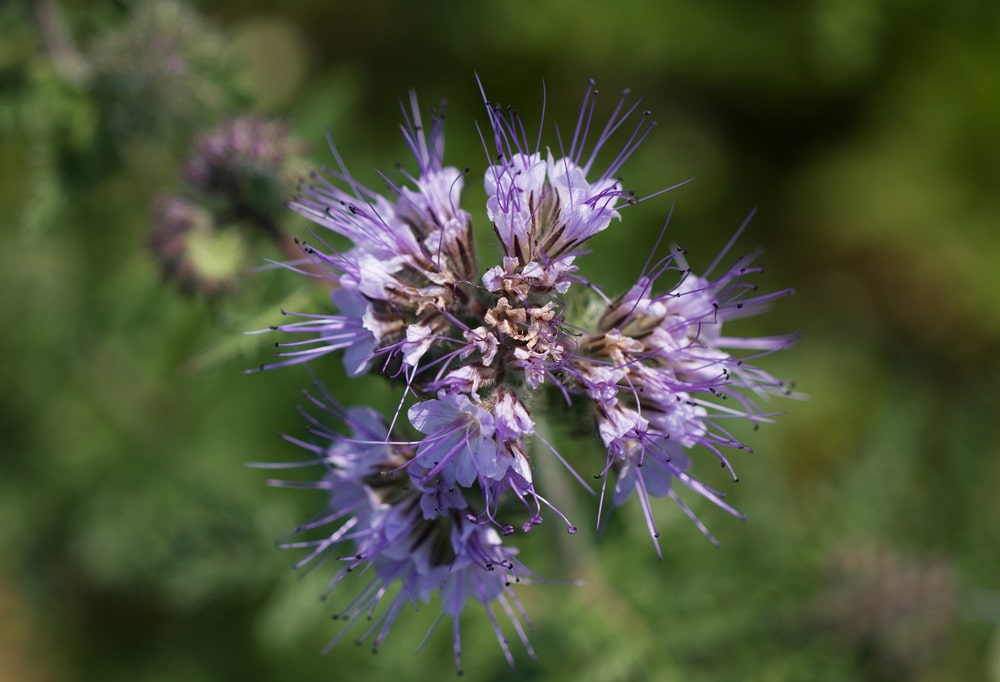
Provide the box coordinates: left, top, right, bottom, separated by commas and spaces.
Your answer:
2, 0, 999, 680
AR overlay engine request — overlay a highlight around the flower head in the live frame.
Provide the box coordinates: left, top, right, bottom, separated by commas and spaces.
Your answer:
480, 81, 655, 295
253, 81, 799, 667
148, 196, 247, 296
184, 115, 304, 222
266, 392, 534, 673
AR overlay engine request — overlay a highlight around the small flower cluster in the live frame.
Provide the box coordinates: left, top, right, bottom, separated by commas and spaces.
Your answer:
254, 82, 798, 671
185, 116, 305, 225
148, 195, 245, 296
149, 116, 305, 296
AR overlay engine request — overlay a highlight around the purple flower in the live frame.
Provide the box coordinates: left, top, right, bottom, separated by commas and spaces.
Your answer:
250, 287, 377, 375
265, 392, 534, 673
439, 519, 535, 671
252, 94, 476, 377
572, 221, 799, 551
409, 393, 499, 488
407, 391, 566, 536
148, 196, 245, 296
254, 81, 799, 667
480, 81, 657, 295
184, 116, 299, 194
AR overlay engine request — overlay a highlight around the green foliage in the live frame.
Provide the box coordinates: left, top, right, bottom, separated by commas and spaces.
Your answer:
2, 1, 999, 680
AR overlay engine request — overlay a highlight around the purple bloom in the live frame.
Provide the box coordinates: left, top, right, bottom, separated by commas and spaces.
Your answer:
250, 287, 377, 375
409, 393, 499, 488
148, 196, 244, 296
480, 81, 655, 295
265, 392, 533, 673
572, 220, 799, 552
184, 116, 300, 195
254, 81, 799, 667
251, 94, 477, 376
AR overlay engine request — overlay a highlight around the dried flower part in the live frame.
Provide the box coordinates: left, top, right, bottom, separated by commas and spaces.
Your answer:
148, 196, 246, 296
252, 81, 799, 668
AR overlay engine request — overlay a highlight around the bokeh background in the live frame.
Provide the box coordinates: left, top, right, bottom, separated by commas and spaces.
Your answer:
2, 1, 999, 680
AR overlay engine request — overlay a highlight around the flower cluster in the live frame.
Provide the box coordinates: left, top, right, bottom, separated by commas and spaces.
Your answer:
185, 115, 305, 226
149, 115, 305, 297
253, 82, 798, 671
